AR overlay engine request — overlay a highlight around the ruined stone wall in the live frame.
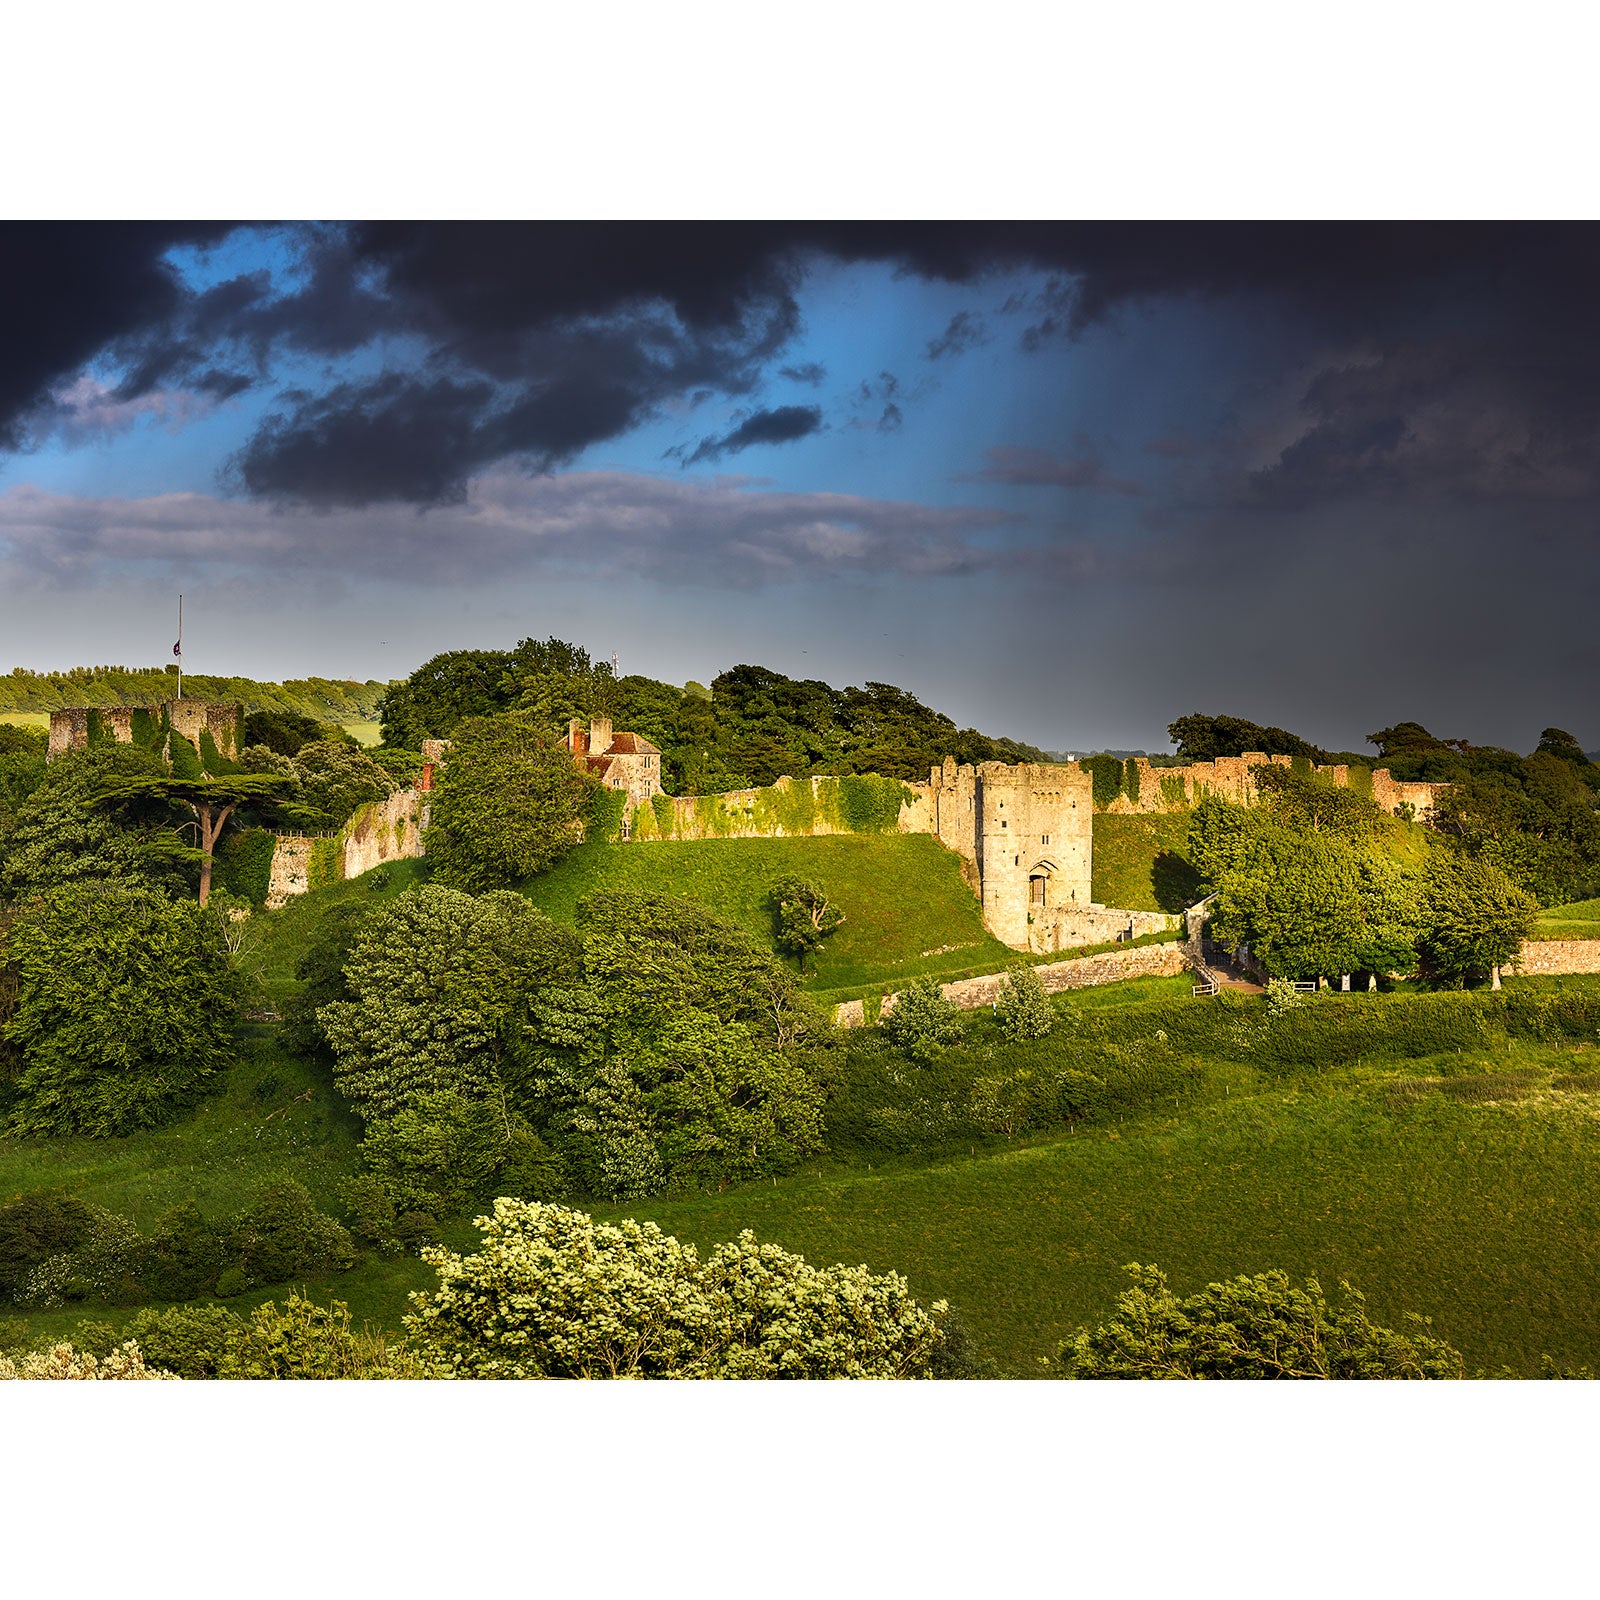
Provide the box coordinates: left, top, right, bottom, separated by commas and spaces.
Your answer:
623, 773, 923, 844
1514, 939, 1600, 976
1104, 753, 1445, 820
1030, 904, 1179, 952
835, 938, 1190, 1026
265, 837, 315, 907
264, 787, 425, 907
47, 699, 241, 762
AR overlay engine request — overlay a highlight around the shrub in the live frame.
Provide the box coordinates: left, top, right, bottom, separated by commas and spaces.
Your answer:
0, 1340, 176, 1380
12, 1208, 141, 1309
123, 1304, 244, 1379
137, 1201, 226, 1301
881, 977, 966, 1063
405, 1200, 949, 1379
220, 1293, 422, 1379
994, 965, 1054, 1041
224, 1181, 354, 1291
1057, 1263, 1464, 1379
0, 1192, 99, 1298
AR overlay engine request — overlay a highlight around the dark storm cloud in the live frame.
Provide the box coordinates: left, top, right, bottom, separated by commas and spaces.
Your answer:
962, 443, 1143, 496
7, 221, 1600, 510
681, 405, 824, 467
0, 222, 231, 448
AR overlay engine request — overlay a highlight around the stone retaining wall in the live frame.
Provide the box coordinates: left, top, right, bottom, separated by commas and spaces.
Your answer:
834, 939, 1190, 1026
1515, 939, 1600, 976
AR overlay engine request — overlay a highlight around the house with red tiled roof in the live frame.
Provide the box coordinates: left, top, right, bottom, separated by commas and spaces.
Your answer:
566, 717, 664, 808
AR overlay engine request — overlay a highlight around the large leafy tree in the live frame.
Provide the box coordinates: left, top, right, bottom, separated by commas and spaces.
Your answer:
1058, 1263, 1463, 1379
1418, 850, 1538, 984
0, 745, 191, 902
512, 892, 830, 1198
405, 1200, 950, 1380
1168, 712, 1326, 763
93, 771, 293, 907
319, 885, 578, 1122
426, 713, 598, 891
0, 885, 236, 1136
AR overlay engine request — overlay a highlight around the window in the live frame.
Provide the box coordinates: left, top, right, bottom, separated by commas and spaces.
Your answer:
1041, 833, 1050, 845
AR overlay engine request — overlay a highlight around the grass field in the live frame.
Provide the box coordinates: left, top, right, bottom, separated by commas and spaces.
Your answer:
1537, 898, 1600, 940
0, 711, 49, 731
600, 1043, 1600, 1376
522, 833, 1013, 992
340, 719, 383, 746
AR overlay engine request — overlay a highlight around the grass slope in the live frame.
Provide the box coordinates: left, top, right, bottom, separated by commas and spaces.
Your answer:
1091, 813, 1198, 911
523, 833, 1013, 991
1537, 898, 1600, 940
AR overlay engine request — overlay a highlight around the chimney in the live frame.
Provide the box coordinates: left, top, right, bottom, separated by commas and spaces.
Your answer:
567, 718, 587, 754
589, 716, 613, 754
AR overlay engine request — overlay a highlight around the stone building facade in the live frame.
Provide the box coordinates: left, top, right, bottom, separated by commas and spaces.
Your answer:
566, 716, 664, 807
47, 698, 242, 763
901, 758, 1096, 949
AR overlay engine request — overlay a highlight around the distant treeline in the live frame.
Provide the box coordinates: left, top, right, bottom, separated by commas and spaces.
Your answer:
379, 638, 1046, 792
0, 666, 388, 722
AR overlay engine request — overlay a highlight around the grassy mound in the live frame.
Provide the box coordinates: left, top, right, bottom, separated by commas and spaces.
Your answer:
522, 833, 1013, 990
1091, 813, 1200, 910
1536, 897, 1600, 940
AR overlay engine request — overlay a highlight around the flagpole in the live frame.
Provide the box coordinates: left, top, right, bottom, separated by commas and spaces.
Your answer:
177, 594, 183, 700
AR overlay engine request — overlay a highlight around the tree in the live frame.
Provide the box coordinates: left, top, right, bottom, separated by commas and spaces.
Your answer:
1252, 763, 1383, 834
404, 1200, 950, 1379
881, 976, 966, 1062
426, 713, 598, 891
0, 745, 189, 902
1057, 1263, 1463, 1379
93, 771, 293, 907
1418, 850, 1537, 985
1168, 712, 1324, 763
767, 876, 846, 972
285, 739, 396, 829
994, 964, 1054, 1040
1, 885, 237, 1135
319, 885, 578, 1122
511, 892, 830, 1198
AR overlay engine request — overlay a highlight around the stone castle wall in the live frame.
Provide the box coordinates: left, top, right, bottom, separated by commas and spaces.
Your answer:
1514, 940, 1600, 976
1103, 753, 1445, 819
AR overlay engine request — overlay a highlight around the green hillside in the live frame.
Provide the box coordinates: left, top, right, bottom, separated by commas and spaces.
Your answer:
1537, 898, 1600, 940
521, 833, 1012, 991
601, 1025, 1600, 1376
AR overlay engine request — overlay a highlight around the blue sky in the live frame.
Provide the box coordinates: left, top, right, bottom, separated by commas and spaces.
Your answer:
1, 222, 1596, 755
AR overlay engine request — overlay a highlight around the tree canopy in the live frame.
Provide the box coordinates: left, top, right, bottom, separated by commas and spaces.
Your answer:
425, 713, 597, 891
1057, 1263, 1463, 1379
404, 1200, 950, 1379
0, 885, 236, 1136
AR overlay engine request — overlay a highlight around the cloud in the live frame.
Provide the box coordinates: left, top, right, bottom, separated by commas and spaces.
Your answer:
779, 362, 827, 386
961, 443, 1143, 496
9, 221, 1600, 510
31, 376, 225, 448
926, 311, 990, 360
0, 470, 1019, 591
1248, 342, 1600, 506
681, 405, 824, 467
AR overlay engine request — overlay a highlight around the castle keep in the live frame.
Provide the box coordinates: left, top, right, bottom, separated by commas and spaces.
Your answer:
47, 699, 243, 764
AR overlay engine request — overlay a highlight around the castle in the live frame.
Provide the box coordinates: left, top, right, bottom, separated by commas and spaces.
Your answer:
47, 698, 243, 765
